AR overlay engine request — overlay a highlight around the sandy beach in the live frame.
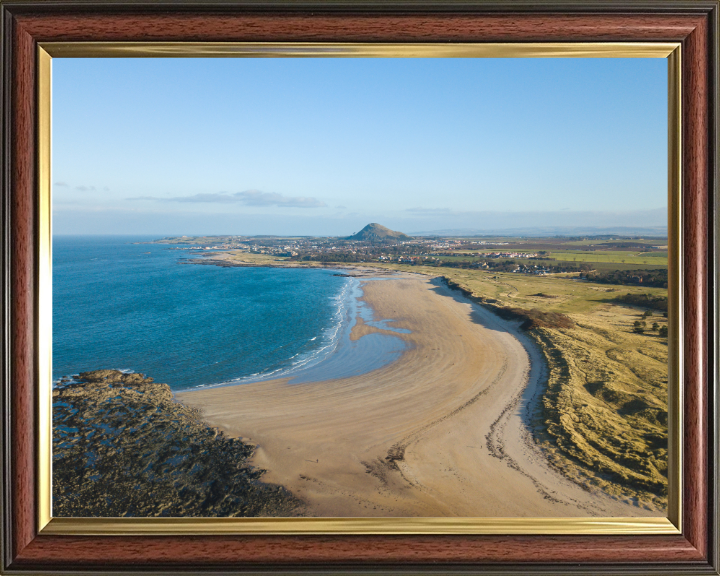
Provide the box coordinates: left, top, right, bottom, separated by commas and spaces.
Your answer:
177, 275, 657, 517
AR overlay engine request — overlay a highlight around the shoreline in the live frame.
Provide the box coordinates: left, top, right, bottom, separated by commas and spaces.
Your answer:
180, 274, 411, 393
177, 274, 659, 517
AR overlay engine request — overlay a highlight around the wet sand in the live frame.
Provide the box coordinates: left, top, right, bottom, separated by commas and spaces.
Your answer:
176, 275, 657, 517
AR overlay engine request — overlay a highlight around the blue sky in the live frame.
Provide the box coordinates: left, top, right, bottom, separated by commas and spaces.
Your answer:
52, 57, 667, 236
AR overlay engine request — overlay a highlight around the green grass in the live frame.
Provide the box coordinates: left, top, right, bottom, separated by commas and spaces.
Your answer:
547, 250, 668, 265
394, 256, 666, 272
412, 250, 668, 270
553, 260, 667, 272
562, 238, 666, 247
473, 249, 539, 255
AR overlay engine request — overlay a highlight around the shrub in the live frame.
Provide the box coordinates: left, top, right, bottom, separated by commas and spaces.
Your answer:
493, 307, 574, 330
613, 293, 668, 312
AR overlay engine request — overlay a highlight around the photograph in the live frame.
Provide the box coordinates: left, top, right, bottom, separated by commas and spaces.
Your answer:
2, 1, 718, 573
50, 55, 673, 519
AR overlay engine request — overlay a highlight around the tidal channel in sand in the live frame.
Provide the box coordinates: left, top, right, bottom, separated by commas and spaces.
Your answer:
176, 274, 658, 517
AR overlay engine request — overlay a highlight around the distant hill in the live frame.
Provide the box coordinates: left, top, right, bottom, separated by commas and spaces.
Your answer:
346, 223, 411, 242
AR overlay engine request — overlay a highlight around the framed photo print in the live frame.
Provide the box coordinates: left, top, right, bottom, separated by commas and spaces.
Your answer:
1, 1, 717, 574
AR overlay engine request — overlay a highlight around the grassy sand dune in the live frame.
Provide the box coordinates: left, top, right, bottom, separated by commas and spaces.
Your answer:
533, 311, 667, 508
373, 264, 668, 510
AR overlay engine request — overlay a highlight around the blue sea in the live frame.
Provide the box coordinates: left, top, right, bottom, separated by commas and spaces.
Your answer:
52, 236, 407, 391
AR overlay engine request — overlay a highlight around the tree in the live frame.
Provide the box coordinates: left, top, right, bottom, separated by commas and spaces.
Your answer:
643, 310, 652, 318
659, 325, 668, 337
633, 320, 646, 334
652, 322, 659, 331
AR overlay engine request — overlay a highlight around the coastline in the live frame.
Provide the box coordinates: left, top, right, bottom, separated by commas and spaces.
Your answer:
184, 274, 410, 391
182, 250, 398, 276
177, 273, 659, 517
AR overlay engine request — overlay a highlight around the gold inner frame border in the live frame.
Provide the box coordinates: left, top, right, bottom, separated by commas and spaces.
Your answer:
36, 41, 683, 536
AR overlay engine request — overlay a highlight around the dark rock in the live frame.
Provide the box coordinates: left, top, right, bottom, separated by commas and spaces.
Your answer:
53, 369, 304, 518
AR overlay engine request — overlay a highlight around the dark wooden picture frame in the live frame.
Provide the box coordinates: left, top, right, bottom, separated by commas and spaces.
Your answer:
1, 1, 718, 573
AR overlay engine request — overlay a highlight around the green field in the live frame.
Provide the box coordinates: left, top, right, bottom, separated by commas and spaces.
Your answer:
414, 255, 667, 273
561, 238, 666, 247
552, 260, 667, 272
546, 251, 668, 265
426, 249, 668, 268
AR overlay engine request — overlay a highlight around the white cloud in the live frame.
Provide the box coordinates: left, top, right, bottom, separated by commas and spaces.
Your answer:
128, 189, 326, 208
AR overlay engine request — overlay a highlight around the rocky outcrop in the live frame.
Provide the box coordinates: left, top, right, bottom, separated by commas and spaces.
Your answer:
53, 370, 303, 517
